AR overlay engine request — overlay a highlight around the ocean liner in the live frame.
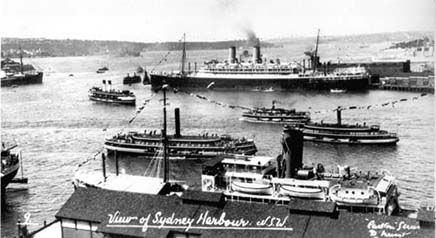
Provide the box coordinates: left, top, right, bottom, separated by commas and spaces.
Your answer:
88, 80, 136, 105
1, 56, 43, 87
150, 32, 371, 91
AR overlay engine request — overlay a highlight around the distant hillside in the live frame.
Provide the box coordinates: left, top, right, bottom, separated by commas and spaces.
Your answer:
0, 38, 277, 58
268, 31, 434, 46
2, 31, 433, 58
388, 37, 434, 49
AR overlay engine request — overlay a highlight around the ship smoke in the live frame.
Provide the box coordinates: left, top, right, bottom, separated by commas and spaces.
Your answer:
244, 28, 259, 46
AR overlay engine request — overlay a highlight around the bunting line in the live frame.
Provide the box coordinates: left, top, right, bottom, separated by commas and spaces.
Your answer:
171, 86, 428, 115
310, 93, 428, 114
150, 35, 186, 73
74, 87, 429, 177
75, 93, 157, 173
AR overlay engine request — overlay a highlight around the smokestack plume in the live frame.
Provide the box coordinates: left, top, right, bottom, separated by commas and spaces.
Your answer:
244, 28, 258, 46
281, 126, 304, 178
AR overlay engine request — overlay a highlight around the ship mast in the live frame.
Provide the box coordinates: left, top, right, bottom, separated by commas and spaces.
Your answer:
180, 33, 186, 75
19, 47, 24, 74
162, 84, 169, 182
313, 29, 320, 72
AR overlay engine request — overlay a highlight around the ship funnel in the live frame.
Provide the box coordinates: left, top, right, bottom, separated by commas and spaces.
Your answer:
228, 46, 236, 63
174, 108, 181, 137
252, 45, 261, 64
108, 80, 112, 91
337, 107, 341, 126
281, 126, 303, 178
102, 80, 106, 91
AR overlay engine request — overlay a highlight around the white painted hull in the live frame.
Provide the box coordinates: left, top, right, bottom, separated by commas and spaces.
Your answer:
89, 96, 135, 105
304, 136, 399, 145
240, 117, 307, 124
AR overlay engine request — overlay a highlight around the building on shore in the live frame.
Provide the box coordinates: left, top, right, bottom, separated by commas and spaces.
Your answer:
23, 187, 434, 238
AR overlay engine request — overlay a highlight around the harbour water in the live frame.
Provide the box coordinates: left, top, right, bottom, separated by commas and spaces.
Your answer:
1, 50, 434, 237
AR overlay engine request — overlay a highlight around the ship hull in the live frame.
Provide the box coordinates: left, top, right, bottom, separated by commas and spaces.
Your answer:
123, 76, 142, 84
104, 142, 257, 158
241, 115, 310, 124
1, 72, 43, 87
150, 74, 370, 91
1, 164, 19, 192
303, 136, 399, 145
88, 96, 136, 105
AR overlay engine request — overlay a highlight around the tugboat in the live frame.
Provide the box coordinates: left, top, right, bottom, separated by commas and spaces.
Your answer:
1, 56, 43, 87
123, 73, 141, 84
201, 129, 331, 203
201, 127, 401, 215
241, 100, 310, 124
1, 143, 20, 193
297, 107, 399, 145
150, 31, 371, 91
88, 80, 136, 105
105, 108, 257, 158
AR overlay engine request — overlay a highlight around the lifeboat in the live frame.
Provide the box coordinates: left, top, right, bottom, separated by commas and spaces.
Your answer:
273, 178, 330, 200
231, 181, 273, 195
329, 184, 380, 205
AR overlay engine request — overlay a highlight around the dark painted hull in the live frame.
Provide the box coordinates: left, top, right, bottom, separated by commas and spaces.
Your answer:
104, 140, 257, 158
150, 74, 370, 91
123, 76, 141, 84
1, 72, 43, 87
1, 166, 19, 192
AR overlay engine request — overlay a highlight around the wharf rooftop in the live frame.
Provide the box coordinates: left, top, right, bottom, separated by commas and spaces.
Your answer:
25, 187, 435, 238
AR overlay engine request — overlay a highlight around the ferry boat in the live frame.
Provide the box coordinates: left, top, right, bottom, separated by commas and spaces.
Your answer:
1, 144, 20, 192
1, 57, 43, 87
105, 109, 257, 158
123, 73, 141, 84
88, 80, 136, 105
150, 32, 371, 91
241, 100, 310, 124
297, 108, 399, 145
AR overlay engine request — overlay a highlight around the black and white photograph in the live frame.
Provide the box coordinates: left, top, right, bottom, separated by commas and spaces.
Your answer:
1, 0, 435, 237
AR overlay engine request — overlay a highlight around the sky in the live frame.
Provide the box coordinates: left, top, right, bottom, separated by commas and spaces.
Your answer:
1, 0, 435, 42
